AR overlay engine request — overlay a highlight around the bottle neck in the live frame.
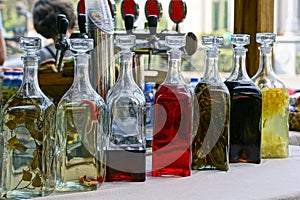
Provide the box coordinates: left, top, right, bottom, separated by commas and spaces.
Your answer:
202, 50, 222, 83
257, 46, 274, 76
20, 56, 41, 95
163, 49, 184, 84
116, 51, 135, 87
72, 54, 94, 92
227, 48, 252, 82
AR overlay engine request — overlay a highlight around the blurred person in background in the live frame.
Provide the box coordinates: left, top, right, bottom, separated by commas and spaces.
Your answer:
0, 10, 6, 66
0, 29, 6, 66
32, 0, 76, 65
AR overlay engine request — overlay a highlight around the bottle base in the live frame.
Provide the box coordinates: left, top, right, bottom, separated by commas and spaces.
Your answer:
1, 189, 52, 199
105, 149, 146, 182
55, 181, 98, 192
152, 168, 191, 177
192, 164, 229, 171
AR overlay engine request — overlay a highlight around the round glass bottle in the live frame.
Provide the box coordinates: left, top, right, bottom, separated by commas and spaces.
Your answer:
192, 36, 230, 171
106, 35, 146, 182
152, 36, 192, 177
251, 33, 289, 158
55, 38, 106, 191
224, 34, 262, 164
1, 37, 56, 199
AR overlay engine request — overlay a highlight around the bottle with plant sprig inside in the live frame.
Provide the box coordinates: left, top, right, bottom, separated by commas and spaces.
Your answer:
192, 36, 230, 171
1, 37, 56, 199
251, 33, 289, 158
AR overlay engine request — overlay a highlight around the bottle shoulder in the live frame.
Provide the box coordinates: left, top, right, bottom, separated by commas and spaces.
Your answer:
155, 84, 192, 101
2, 95, 56, 118
195, 81, 230, 95
61, 86, 105, 102
252, 73, 286, 89
107, 89, 146, 107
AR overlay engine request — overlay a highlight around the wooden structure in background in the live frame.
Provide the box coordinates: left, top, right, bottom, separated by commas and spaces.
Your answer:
234, 0, 274, 77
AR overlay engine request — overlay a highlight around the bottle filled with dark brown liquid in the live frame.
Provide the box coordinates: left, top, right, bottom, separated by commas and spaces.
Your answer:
224, 34, 262, 164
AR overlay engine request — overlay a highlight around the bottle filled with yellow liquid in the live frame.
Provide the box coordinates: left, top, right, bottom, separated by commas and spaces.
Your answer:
252, 33, 289, 158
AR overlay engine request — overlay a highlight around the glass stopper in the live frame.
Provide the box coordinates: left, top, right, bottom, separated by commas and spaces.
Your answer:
256, 32, 276, 47
202, 36, 223, 50
166, 36, 185, 50
115, 35, 136, 51
231, 34, 250, 49
20, 37, 41, 56
69, 38, 94, 54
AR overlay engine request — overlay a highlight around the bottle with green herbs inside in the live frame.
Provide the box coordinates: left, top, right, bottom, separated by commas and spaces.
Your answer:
106, 35, 146, 182
55, 38, 106, 191
192, 36, 230, 171
1, 37, 56, 199
224, 34, 262, 164
251, 33, 289, 158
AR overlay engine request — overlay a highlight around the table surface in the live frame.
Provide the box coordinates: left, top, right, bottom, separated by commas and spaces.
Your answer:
35, 143, 300, 200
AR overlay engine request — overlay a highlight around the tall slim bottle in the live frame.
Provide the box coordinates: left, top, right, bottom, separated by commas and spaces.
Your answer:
1, 37, 56, 199
252, 33, 289, 158
192, 36, 230, 171
106, 35, 146, 182
55, 38, 106, 191
224, 34, 262, 164
152, 36, 192, 177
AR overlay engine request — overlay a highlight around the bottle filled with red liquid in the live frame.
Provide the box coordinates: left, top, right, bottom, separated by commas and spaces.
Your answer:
224, 34, 262, 164
152, 36, 192, 177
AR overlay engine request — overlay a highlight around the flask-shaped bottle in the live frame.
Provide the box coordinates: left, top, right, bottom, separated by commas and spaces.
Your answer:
1, 37, 56, 199
55, 38, 106, 191
252, 33, 289, 158
224, 34, 262, 164
106, 35, 146, 182
192, 36, 230, 171
152, 36, 192, 177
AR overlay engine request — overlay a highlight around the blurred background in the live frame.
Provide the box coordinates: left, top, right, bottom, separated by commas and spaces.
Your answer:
0, 0, 300, 86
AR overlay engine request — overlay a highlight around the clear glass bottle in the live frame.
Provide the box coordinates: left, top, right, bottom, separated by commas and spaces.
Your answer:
1, 37, 56, 199
144, 82, 154, 147
224, 34, 262, 164
152, 36, 192, 177
11, 71, 23, 95
251, 33, 289, 158
192, 36, 230, 171
106, 35, 146, 182
55, 38, 106, 191
1, 70, 13, 107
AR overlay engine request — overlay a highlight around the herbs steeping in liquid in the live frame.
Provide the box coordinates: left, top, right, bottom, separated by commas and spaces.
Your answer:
192, 82, 230, 171
1, 95, 56, 199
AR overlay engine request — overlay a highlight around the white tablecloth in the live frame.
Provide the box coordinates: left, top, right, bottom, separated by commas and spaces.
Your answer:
36, 145, 300, 200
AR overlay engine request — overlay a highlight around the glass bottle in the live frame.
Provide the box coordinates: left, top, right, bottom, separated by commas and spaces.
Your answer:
1, 70, 13, 107
152, 36, 192, 177
106, 35, 146, 182
251, 33, 289, 158
11, 71, 23, 95
55, 38, 106, 191
1, 37, 56, 199
144, 82, 154, 147
192, 36, 230, 171
224, 34, 262, 164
